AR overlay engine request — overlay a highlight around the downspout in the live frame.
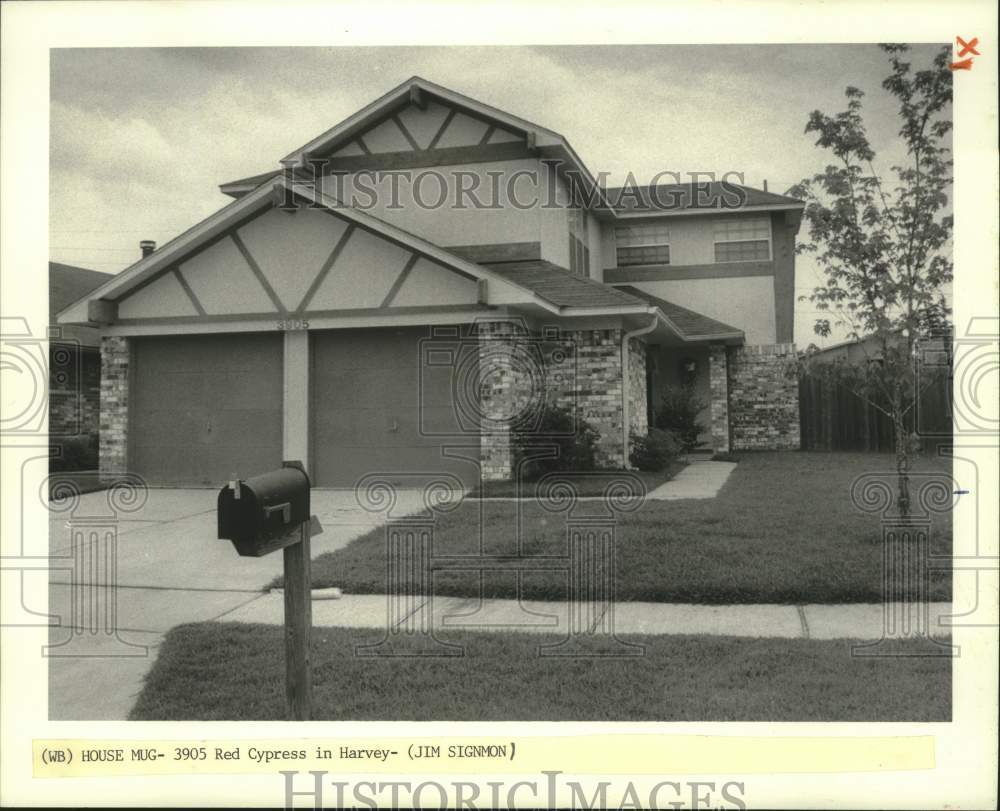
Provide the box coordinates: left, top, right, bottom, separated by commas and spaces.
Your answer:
620, 312, 659, 468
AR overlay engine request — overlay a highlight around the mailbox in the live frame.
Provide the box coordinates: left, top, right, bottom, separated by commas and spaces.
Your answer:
218, 461, 311, 557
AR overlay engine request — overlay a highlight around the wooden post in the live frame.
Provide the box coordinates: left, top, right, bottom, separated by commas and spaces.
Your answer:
282, 522, 312, 721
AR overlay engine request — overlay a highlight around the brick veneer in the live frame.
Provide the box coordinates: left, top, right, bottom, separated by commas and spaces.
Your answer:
727, 343, 800, 450
708, 344, 730, 453
99, 336, 130, 478
477, 323, 646, 478
49, 344, 100, 443
476, 320, 535, 481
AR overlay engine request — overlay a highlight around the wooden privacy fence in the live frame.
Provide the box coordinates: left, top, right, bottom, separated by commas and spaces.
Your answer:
798, 372, 952, 452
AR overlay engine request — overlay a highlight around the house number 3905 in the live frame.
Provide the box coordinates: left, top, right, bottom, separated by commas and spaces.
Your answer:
277, 319, 310, 331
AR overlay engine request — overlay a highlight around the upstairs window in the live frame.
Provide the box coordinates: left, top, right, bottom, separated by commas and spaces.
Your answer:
615, 223, 671, 267
713, 216, 771, 262
568, 206, 590, 276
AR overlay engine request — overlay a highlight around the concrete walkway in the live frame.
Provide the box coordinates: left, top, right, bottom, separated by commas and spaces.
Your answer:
44, 486, 432, 720
647, 460, 736, 500
225, 592, 955, 642
43, 482, 951, 721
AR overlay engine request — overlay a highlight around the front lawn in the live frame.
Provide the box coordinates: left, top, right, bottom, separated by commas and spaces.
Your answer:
467, 462, 686, 499
293, 452, 952, 604
129, 622, 950, 721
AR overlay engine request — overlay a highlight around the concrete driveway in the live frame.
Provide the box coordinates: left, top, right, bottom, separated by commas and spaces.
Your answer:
45, 487, 426, 720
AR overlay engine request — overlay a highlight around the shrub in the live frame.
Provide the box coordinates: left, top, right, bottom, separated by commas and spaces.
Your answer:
655, 384, 707, 452
629, 428, 680, 472
50, 433, 99, 472
510, 404, 600, 480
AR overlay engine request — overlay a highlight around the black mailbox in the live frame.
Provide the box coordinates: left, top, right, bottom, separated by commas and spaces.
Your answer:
218, 461, 311, 557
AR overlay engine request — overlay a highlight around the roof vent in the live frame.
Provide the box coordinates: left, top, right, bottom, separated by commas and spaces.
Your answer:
763, 179, 768, 192
140, 240, 156, 258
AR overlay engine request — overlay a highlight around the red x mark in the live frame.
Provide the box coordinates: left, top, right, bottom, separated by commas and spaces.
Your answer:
956, 36, 980, 57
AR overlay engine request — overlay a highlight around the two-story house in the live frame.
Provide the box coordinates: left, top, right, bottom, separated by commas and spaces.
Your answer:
58, 76, 802, 488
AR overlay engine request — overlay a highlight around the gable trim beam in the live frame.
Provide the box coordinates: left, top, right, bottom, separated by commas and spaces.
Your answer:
231, 231, 288, 314
379, 253, 421, 308
295, 224, 356, 312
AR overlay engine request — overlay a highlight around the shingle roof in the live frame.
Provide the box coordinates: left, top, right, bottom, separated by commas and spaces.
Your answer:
603, 182, 803, 213
478, 261, 744, 341
49, 262, 114, 323
482, 260, 649, 309
615, 285, 744, 341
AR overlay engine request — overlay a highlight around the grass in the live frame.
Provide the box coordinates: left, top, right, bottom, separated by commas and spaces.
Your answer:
292, 452, 952, 604
467, 461, 686, 498
129, 622, 951, 722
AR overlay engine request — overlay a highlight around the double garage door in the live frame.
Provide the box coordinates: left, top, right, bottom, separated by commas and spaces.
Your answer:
130, 329, 475, 487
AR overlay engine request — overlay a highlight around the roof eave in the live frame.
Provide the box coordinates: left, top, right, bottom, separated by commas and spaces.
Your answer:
59, 176, 566, 326
615, 202, 805, 219
280, 76, 567, 167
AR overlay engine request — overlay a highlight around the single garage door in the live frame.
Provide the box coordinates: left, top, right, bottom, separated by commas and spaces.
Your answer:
130, 333, 283, 486
311, 327, 478, 488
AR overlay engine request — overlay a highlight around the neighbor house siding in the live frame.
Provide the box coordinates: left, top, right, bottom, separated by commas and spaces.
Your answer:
49, 345, 100, 443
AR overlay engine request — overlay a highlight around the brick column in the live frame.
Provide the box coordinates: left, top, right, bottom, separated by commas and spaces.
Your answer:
99, 336, 129, 479
728, 343, 800, 450
708, 344, 730, 454
476, 320, 534, 481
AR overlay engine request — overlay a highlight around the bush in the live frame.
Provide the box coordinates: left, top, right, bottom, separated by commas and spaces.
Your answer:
629, 428, 680, 471
50, 433, 99, 472
655, 384, 707, 452
510, 404, 600, 480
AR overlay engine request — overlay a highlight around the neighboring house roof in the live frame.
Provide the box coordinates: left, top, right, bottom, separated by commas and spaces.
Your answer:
483, 260, 650, 310
49, 262, 114, 346
606, 182, 804, 216
615, 285, 744, 342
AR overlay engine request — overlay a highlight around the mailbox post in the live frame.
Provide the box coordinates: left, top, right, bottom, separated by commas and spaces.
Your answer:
217, 460, 321, 720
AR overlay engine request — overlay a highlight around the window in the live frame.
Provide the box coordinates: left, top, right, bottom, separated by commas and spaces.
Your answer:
615, 223, 670, 267
567, 206, 590, 276
713, 216, 771, 262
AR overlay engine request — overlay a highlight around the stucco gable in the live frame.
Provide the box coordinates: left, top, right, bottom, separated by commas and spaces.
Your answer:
62, 177, 564, 327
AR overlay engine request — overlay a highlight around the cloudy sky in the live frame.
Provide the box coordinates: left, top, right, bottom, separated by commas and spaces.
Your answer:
50, 44, 948, 345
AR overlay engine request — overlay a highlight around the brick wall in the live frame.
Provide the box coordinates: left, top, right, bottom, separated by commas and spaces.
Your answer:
727, 343, 800, 450
475, 320, 536, 480
99, 336, 130, 477
477, 323, 642, 477
545, 329, 627, 468
708, 344, 730, 453
49, 344, 100, 452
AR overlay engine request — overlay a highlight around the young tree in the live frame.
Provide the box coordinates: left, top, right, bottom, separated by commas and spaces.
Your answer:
789, 44, 953, 516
